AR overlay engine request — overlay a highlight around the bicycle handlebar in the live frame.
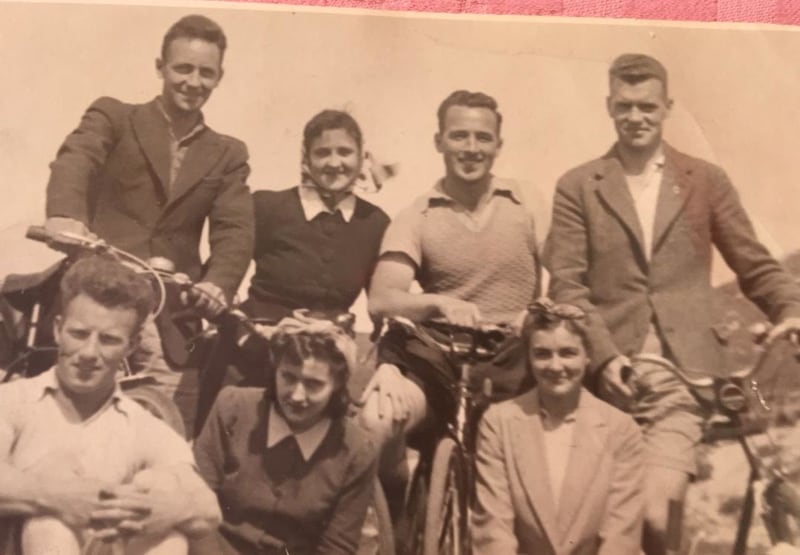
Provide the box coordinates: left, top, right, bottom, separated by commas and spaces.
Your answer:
25, 225, 52, 244
390, 318, 511, 361
630, 354, 715, 389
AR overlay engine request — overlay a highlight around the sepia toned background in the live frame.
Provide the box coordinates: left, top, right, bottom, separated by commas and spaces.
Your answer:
2, 1, 800, 329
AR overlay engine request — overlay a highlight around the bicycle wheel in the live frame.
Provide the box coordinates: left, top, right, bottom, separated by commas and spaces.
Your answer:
358, 476, 396, 555
423, 437, 467, 555
124, 383, 187, 438
397, 461, 428, 555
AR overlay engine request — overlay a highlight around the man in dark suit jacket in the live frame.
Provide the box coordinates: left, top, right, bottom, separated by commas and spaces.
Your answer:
43, 15, 253, 401
544, 54, 800, 554
45, 14, 253, 308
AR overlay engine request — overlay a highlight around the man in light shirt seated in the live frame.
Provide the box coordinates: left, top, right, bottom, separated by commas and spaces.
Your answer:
0, 257, 220, 554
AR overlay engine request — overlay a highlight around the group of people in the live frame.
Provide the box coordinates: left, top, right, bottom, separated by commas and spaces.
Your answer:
2, 11, 800, 555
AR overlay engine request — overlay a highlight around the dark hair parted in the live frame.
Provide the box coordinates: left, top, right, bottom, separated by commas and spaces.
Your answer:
436, 90, 503, 135
161, 15, 227, 62
302, 110, 364, 155
60, 256, 155, 330
267, 331, 351, 419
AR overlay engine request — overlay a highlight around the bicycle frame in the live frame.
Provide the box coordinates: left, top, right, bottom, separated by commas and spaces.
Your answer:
635, 342, 799, 555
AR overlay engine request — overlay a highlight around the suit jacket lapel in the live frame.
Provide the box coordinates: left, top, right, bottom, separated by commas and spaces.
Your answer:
556, 391, 606, 541
130, 100, 172, 198
593, 152, 647, 261
512, 393, 560, 549
168, 131, 224, 205
651, 144, 696, 256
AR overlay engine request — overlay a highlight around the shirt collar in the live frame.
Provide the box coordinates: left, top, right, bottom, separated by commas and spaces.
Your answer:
423, 177, 522, 210
613, 144, 666, 172
155, 97, 206, 144
267, 403, 332, 461
36, 367, 131, 415
298, 184, 356, 223
651, 152, 666, 171
539, 406, 578, 425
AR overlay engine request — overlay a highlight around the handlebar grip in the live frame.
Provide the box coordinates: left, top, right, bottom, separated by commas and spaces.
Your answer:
25, 225, 49, 243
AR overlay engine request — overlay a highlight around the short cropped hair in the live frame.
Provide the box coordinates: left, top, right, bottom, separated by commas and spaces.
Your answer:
436, 90, 503, 135
60, 256, 155, 330
161, 14, 227, 62
609, 53, 669, 96
302, 110, 364, 155
267, 331, 352, 419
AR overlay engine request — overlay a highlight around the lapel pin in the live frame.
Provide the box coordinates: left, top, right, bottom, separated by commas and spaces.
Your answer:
672, 185, 680, 195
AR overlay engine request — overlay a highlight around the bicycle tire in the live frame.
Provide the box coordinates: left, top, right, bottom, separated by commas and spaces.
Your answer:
124, 383, 187, 438
423, 437, 467, 555
369, 476, 396, 555
397, 461, 428, 555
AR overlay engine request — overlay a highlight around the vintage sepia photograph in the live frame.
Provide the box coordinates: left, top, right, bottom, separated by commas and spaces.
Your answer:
1, 0, 800, 553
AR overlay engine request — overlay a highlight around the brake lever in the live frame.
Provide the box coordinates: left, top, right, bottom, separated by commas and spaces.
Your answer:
750, 379, 771, 412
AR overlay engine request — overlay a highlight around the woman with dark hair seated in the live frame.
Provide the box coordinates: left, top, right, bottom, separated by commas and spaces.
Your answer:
472, 299, 645, 555
243, 110, 390, 323
192, 316, 378, 554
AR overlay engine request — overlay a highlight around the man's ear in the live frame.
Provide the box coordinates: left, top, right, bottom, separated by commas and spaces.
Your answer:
496, 136, 504, 152
605, 96, 613, 118
52, 315, 63, 346
434, 132, 443, 153
127, 330, 142, 358
155, 57, 164, 77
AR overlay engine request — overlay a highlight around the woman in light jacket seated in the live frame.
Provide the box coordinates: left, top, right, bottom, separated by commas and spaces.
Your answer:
472, 298, 645, 555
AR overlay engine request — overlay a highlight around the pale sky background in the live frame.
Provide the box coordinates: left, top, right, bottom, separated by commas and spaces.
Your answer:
2, 0, 800, 329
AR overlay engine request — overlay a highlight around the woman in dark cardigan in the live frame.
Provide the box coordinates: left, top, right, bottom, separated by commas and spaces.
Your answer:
192, 317, 378, 554
242, 110, 390, 322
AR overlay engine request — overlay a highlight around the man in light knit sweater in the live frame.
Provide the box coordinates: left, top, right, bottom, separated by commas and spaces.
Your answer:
544, 54, 800, 555
360, 90, 541, 507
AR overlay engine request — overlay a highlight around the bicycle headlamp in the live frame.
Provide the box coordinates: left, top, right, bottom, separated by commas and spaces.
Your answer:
718, 382, 748, 413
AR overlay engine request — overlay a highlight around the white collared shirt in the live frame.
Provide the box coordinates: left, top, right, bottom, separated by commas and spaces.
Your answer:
625, 152, 666, 261
267, 404, 332, 462
0, 368, 193, 484
625, 152, 667, 354
540, 406, 577, 509
298, 184, 356, 223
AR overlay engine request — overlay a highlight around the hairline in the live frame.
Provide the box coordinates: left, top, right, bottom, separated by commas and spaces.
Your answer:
438, 104, 503, 136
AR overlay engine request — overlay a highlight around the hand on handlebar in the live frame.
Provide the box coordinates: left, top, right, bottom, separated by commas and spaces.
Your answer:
764, 317, 800, 347
599, 354, 634, 403
182, 281, 227, 318
435, 297, 482, 328
44, 217, 98, 245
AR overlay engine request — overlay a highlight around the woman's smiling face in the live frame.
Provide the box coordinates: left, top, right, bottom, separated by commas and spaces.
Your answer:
528, 324, 588, 399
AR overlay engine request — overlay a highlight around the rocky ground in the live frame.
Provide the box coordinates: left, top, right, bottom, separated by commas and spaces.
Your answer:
684, 424, 800, 554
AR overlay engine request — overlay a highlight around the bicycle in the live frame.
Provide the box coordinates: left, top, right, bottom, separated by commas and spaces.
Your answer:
1, 225, 195, 436
8, 226, 396, 555
629, 332, 800, 555
387, 319, 511, 555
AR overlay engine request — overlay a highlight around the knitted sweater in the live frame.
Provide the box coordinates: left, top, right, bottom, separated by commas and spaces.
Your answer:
380, 178, 539, 324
